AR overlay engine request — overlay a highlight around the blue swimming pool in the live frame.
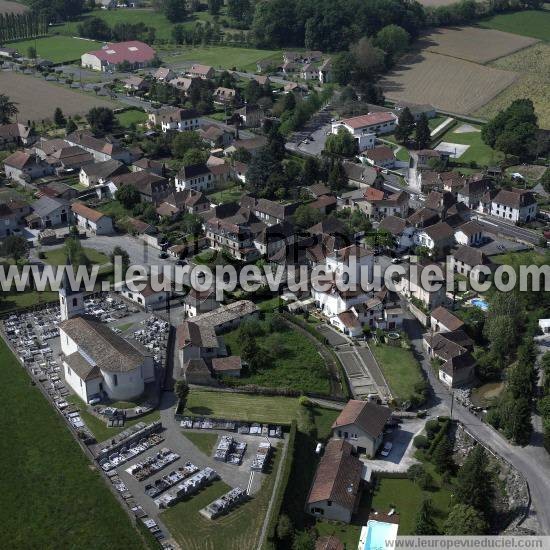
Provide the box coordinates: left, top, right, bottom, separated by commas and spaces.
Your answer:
360, 520, 399, 550
471, 298, 489, 311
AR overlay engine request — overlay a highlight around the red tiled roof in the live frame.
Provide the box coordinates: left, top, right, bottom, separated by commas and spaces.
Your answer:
85, 41, 156, 64
341, 112, 396, 129
71, 202, 105, 223
332, 400, 391, 438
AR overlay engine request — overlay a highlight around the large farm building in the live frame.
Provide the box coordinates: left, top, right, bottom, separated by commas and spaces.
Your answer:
81, 41, 156, 72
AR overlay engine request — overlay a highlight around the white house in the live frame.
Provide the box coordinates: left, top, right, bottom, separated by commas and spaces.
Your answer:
79, 159, 128, 187
26, 196, 72, 229
430, 306, 464, 333
118, 278, 170, 310
379, 216, 415, 251
414, 221, 455, 256
148, 108, 200, 133
454, 220, 484, 247
490, 188, 538, 223
183, 288, 219, 318
175, 164, 215, 192
4, 151, 53, 183
399, 262, 446, 310
71, 202, 114, 235
331, 112, 397, 151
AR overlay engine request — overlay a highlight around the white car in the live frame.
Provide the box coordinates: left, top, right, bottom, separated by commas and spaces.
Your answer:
381, 442, 393, 457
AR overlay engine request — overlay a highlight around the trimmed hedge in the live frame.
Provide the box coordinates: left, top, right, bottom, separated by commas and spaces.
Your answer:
265, 420, 297, 547
426, 419, 450, 458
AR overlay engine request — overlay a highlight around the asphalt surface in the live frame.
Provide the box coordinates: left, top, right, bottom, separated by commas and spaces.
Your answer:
473, 213, 544, 246
405, 316, 550, 534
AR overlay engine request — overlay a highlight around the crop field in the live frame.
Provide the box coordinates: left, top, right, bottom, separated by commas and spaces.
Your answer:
475, 43, 550, 128
381, 51, 517, 114
0, 72, 117, 122
478, 8, 550, 42
419, 26, 537, 64
6, 36, 101, 63
0, 0, 27, 14
0, 338, 145, 549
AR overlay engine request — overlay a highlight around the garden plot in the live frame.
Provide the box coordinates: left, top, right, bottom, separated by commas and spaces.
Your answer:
435, 142, 470, 158
380, 52, 517, 115
419, 26, 537, 64
454, 123, 480, 133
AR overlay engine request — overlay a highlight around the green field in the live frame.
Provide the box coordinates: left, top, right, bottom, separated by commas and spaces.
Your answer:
184, 389, 300, 424
0, 289, 59, 313
162, 444, 282, 550
370, 343, 424, 402
478, 8, 550, 42
181, 431, 218, 456
222, 314, 330, 394
436, 125, 504, 166
43, 246, 110, 266
6, 35, 101, 63
116, 108, 147, 128
207, 185, 245, 204
162, 46, 281, 72
0, 338, 145, 548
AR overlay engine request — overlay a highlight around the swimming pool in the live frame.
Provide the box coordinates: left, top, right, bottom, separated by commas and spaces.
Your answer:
358, 520, 399, 550
470, 298, 489, 311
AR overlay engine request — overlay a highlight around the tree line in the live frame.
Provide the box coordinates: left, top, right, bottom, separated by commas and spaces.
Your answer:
0, 12, 48, 43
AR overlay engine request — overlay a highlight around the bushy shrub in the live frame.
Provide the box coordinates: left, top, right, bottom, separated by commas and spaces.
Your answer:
414, 435, 428, 449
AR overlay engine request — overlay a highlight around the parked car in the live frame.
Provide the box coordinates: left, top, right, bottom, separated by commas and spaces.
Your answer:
159, 251, 169, 259
380, 442, 393, 457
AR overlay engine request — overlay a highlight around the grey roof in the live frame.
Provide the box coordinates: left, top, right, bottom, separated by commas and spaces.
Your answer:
454, 245, 491, 267
64, 352, 101, 381
32, 196, 69, 218
81, 159, 126, 179
59, 316, 148, 373
342, 161, 378, 185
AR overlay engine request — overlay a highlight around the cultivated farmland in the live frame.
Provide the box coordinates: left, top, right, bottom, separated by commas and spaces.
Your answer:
381, 51, 517, 114
0, 72, 117, 122
475, 43, 550, 128
0, 0, 28, 14
419, 26, 537, 64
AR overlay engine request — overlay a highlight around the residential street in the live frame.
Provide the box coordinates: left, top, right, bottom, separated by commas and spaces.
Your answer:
404, 316, 550, 534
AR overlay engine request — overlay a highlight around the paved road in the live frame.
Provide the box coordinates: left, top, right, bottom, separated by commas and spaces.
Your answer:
405, 316, 550, 534
474, 213, 543, 246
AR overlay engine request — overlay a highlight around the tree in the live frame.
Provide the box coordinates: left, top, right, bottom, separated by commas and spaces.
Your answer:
65, 118, 77, 134
208, 0, 222, 15
27, 45, 37, 60
172, 130, 205, 159
181, 148, 208, 167
444, 504, 488, 535
77, 16, 112, 41
327, 160, 348, 191
432, 436, 454, 474
110, 245, 130, 272
414, 113, 431, 150
395, 107, 415, 144
227, 0, 252, 23
163, 0, 187, 23
293, 204, 322, 229
324, 127, 357, 157
86, 107, 115, 136
455, 445, 494, 515
414, 498, 438, 535
64, 236, 89, 268
174, 380, 189, 406
0, 93, 18, 124
54, 107, 66, 128
542, 169, 550, 194
115, 184, 141, 209
241, 332, 261, 372
481, 99, 538, 160
350, 37, 385, 81
1, 235, 28, 261
302, 156, 319, 186
332, 51, 357, 86
374, 24, 410, 63
276, 513, 293, 543
292, 531, 315, 550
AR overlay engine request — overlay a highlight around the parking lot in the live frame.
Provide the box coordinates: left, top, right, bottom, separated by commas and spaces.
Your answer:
361, 417, 426, 473
285, 106, 333, 157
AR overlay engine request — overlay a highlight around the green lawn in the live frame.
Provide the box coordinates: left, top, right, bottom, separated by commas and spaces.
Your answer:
207, 185, 245, 204
428, 115, 448, 130
6, 35, 101, 63
370, 343, 424, 402
0, 289, 58, 313
116, 108, 147, 128
222, 313, 330, 394
181, 431, 218, 457
371, 475, 452, 535
162, 45, 281, 72
478, 8, 550, 41
395, 146, 410, 162
436, 125, 504, 166
162, 445, 282, 550
0, 338, 145, 548
315, 520, 361, 549
97, 200, 133, 220
115, 321, 135, 332
43, 246, 110, 266
184, 389, 299, 424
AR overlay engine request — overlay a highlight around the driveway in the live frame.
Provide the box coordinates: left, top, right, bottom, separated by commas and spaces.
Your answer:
361, 417, 426, 473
